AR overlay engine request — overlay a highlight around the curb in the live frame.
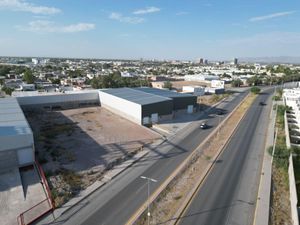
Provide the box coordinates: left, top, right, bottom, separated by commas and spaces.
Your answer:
252, 97, 276, 225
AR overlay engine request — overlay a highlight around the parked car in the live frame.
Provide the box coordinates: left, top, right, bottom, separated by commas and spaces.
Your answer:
259, 101, 265, 106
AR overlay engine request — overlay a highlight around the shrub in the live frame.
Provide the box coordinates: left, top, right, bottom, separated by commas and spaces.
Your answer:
250, 86, 261, 94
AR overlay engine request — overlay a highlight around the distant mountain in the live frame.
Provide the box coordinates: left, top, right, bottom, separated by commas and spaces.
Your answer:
239, 56, 300, 64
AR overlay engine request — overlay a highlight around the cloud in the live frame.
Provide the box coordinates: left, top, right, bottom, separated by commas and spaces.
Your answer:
249, 11, 296, 22
176, 11, 189, 16
109, 12, 144, 24
17, 20, 95, 33
0, 0, 61, 14
133, 6, 160, 15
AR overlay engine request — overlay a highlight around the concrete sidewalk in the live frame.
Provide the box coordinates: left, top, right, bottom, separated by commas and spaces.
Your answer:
253, 101, 276, 225
0, 166, 49, 225
152, 94, 236, 136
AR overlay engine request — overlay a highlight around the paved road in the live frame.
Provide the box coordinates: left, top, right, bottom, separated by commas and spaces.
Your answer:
178, 88, 274, 225
44, 89, 249, 225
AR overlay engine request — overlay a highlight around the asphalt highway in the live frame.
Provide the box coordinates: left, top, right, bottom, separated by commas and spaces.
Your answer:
178, 88, 274, 225
46, 89, 250, 225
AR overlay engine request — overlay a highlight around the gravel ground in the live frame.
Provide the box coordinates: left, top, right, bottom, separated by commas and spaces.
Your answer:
24, 106, 160, 207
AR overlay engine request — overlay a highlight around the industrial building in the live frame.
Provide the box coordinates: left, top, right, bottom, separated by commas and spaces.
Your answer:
0, 90, 99, 172
135, 87, 197, 111
184, 74, 220, 82
182, 86, 205, 96
99, 87, 197, 125
16, 90, 100, 110
0, 87, 197, 171
0, 98, 34, 171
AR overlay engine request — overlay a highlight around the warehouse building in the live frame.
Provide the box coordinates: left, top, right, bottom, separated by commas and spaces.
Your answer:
135, 87, 197, 112
99, 87, 197, 125
0, 88, 196, 169
16, 90, 100, 110
0, 98, 34, 171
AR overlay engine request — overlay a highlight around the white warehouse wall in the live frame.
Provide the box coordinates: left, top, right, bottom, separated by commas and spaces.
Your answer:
16, 91, 99, 106
98, 91, 142, 124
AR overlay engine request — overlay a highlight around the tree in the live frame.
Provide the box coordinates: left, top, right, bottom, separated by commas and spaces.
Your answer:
23, 70, 35, 84
0, 66, 11, 77
276, 88, 283, 98
246, 76, 262, 86
231, 79, 243, 87
91, 74, 151, 89
163, 81, 173, 90
1, 87, 14, 96
250, 86, 261, 94
51, 78, 61, 85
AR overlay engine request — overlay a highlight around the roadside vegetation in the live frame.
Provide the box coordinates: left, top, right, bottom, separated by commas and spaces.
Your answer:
250, 86, 261, 94
270, 104, 293, 225
209, 92, 232, 104
90, 71, 151, 88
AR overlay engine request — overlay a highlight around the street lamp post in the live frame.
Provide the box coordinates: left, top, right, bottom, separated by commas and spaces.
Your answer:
140, 176, 157, 225
216, 114, 224, 139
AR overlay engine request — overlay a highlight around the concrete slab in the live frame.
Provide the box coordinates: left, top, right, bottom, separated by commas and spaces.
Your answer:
0, 168, 24, 225
0, 166, 49, 225
153, 94, 235, 135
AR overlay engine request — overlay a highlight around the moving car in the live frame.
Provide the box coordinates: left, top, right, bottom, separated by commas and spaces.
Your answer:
200, 122, 208, 129
259, 101, 265, 106
216, 109, 225, 115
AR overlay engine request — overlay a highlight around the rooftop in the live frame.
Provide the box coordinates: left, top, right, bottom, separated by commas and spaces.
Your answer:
135, 87, 194, 98
0, 98, 32, 137
99, 87, 173, 105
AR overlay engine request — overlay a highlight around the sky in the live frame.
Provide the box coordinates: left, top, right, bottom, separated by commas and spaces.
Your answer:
0, 0, 299, 60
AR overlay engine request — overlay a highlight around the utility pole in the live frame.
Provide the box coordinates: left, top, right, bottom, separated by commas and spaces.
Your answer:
216, 114, 224, 139
140, 176, 157, 225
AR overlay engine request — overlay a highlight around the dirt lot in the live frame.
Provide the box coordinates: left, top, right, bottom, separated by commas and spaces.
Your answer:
24, 106, 160, 206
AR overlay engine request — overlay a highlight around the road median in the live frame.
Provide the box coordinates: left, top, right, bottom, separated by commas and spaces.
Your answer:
126, 92, 257, 225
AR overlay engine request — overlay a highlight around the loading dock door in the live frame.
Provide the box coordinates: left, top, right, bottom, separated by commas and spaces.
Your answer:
143, 117, 150, 125
187, 105, 194, 114
17, 148, 34, 166
151, 113, 158, 124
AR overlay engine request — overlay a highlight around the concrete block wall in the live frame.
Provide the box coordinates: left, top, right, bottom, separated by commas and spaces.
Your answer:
285, 112, 291, 149
289, 155, 299, 225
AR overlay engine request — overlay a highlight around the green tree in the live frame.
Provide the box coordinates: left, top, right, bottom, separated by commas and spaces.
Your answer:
276, 88, 283, 98
23, 70, 35, 84
250, 86, 261, 94
163, 81, 173, 90
231, 79, 243, 87
51, 78, 61, 85
1, 86, 14, 96
246, 76, 262, 86
0, 66, 11, 77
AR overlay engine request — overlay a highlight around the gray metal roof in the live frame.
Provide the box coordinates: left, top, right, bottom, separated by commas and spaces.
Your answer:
0, 98, 32, 137
100, 88, 172, 105
134, 87, 194, 98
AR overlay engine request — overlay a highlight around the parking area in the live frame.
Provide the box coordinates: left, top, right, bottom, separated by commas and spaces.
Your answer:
24, 106, 161, 206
